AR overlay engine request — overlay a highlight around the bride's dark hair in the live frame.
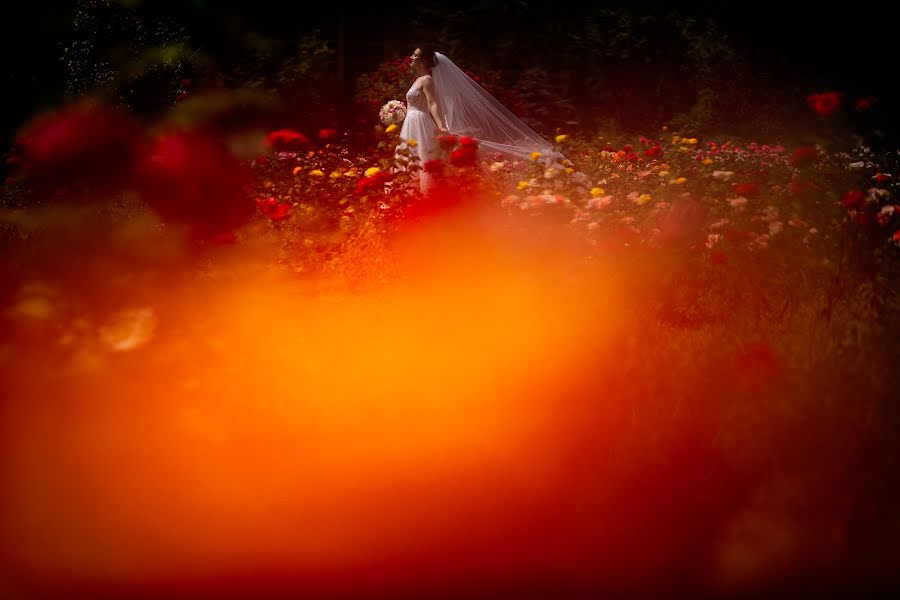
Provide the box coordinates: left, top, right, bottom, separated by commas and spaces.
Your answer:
417, 45, 437, 69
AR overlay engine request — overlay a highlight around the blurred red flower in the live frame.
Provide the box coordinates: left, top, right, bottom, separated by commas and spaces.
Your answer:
643, 145, 663, 159
806, 91, 842, 116
266, 129, 311, 151
15, 102, 141, 192
841, 190, 864, 209
317, 128, 338, 142
789, 146, 818, 166
355, 171, 391, 194
450, 145, 478, 167
423, 159, 445, 175
137, 132, 255, 240
732, 182, 760, 196
854, 96, 877, 111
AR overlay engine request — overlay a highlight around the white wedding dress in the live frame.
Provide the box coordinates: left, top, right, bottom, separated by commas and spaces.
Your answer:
394, 53, 566, 193
397, 75, 443, 193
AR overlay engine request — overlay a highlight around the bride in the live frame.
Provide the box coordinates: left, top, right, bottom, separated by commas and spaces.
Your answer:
397, 45, 565, 192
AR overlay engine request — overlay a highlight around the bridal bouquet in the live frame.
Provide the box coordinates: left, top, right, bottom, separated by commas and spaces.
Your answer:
379, 100, 407, 126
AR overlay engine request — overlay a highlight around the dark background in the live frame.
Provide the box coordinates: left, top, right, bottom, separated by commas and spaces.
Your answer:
3, 0, 899, 151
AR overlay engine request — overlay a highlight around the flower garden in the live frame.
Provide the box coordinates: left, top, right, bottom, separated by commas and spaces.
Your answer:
1, 24, 899, 599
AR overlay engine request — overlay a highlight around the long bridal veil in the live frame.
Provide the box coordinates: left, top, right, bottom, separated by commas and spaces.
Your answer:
431, 52, 566, 166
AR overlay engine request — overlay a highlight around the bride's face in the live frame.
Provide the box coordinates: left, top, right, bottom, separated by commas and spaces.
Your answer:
409, 48, 422, 70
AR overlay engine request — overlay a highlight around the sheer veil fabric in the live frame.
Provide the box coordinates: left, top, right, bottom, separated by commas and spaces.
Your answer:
431, 52, 566, 166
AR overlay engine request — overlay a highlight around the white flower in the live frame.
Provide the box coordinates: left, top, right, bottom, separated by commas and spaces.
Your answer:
379, 100, 407, 126
768, 221, 783, 235
848, 161, 865, 169
706, 233, 722, 249
729, 196, 748, 208
712, 170, 735, 181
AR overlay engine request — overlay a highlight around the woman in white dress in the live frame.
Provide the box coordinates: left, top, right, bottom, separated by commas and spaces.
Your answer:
397, 45, 449, 193
396, 45, 565, 193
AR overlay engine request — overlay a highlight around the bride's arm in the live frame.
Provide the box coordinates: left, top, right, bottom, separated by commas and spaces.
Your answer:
422, 77, 449, 135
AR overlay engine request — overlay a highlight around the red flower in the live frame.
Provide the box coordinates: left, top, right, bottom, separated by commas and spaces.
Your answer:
854, 96, 877, 111
893, 230, 900, 243
317, 128, 338, 142
873, 173, 891, 184
458, 136, 478, 148
603, 145, 615, 152
15, 102, 141, 191
423, 159, 445, 175
789, 146, 818, 166
137, 132, 254, 238
450, 145, 478, 167
806, 91, 842, 116
266, 128, 311, 151
643, 145, 663, 159
256, 196, 278, 211
732, 182, 759, 196
841, 190, 864, 209
267, 203, 292, 222
180, 78, 193, 87
355, 171, 391, 194
436, 134, 458, 151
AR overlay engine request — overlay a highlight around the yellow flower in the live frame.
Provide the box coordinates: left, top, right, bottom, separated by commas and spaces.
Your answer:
517, 180, 530, 190
671, 136, 681, 144
590, 187, 605, 197
407, 139, 417, 147
685, 138, 698, 145
658, 170, 670, 177
329, 170, 342, 179
555, 134, 568, 143
365, 167, 381, 177
530, 151, 542, 161
385, 124, 398, 134
674, 177, 687, 184
309, 169, 325, 177
702, 158, 714, 165
565, 167, 575, 175
638, 194, 651, 205
292, 166, 302, 175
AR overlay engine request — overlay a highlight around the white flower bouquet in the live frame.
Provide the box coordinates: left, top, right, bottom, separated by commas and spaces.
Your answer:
379, 100, 407, 126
